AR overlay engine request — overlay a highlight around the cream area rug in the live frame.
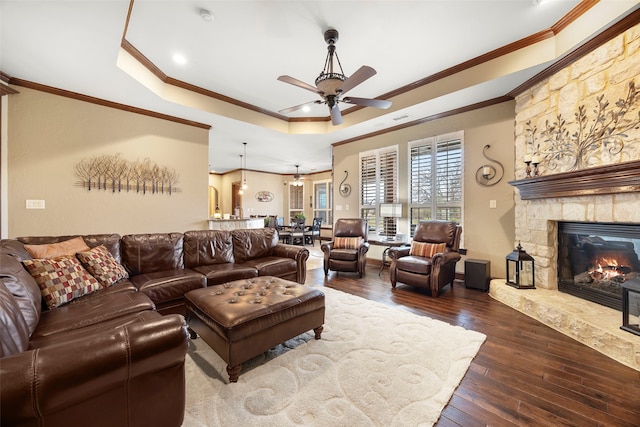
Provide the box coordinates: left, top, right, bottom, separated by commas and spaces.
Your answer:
182, 286, 486, 427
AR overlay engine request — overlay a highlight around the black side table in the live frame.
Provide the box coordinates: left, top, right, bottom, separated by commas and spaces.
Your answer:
369, 239, 410, 276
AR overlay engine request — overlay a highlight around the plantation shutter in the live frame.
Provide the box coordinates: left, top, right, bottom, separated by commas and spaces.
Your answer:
359, 147, 398, 236
409, 133, 463, 235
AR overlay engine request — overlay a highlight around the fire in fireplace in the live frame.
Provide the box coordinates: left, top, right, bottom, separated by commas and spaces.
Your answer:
558, 222, 640, 311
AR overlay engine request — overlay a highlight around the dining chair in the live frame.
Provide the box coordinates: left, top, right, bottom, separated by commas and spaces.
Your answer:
304, 217, 322, 245
289, 218, 306, 245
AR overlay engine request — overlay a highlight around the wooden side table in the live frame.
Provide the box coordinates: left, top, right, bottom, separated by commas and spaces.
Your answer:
369, 238, 410, 276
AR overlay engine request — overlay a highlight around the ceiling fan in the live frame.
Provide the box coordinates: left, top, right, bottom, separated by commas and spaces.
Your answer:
277, 29, 392, 125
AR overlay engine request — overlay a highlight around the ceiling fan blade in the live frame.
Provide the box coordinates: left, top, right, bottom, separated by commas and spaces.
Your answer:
337, 65, 377, 95
277, 75, 321, 95
330, 105, 343, 125
278, 100, 321, 114
343, 97, 392, 109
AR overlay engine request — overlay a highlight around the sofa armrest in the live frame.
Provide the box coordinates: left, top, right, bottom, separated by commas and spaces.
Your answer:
271, 243, 308, 261
1, 314, 189, 427
388, 246, 411, 260
271, 244, 309, 284
432, 251, 461, 266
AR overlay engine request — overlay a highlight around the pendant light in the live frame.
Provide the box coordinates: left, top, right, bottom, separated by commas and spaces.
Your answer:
238, 154, 244, 195
242, 142, 248, 190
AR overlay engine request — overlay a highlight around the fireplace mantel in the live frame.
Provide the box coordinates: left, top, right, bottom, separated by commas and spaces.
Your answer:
509, 160, 640, 200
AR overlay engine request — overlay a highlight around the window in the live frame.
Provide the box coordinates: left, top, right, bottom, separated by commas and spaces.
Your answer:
359, 146, 398, 236
409, 132, 463, 236
313, 180, 332, 225
288, 183, 303, 220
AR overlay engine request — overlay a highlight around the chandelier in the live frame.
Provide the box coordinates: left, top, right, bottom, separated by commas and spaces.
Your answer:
291, 165, 303, 187
238, 142, 248, 195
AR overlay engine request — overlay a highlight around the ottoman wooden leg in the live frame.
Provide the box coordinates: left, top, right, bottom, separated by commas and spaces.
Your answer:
313, 325, 323, 340
227, 364, 241, 383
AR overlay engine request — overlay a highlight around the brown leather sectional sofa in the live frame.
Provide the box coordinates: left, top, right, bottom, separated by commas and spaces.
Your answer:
0, 228, 308, 427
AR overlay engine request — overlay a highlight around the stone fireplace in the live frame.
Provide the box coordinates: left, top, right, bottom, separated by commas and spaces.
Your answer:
490, 21, 640, 371
489, 163, 640, 371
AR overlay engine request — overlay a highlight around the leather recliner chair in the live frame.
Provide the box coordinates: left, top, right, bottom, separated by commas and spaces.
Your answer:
321, 218, 369, 277
388, 221, 462, 297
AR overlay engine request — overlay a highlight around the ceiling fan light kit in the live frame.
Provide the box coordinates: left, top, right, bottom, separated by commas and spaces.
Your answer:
277, 28, 391, 125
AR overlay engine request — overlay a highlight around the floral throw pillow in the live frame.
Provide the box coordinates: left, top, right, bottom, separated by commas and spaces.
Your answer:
334, 236, 363, 249
76, 245, 129, 288
409, 242, 446, 258
22, 256, 100, 309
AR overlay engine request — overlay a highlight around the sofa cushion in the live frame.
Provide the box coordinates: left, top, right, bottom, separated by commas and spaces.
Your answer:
121, 233, 184, 275
0, 253, 42, 335
241, 257, 297, 278
23, 236, 91, 259
192, 263, 258, 286
22, 256, 100, 309
334, 236, 362, 249
76, 245, 129, 288
130, 269, 205, 305
183, 230, 235, 268
329, 248, 359, 261
31, 291, 155, 340
28, 310, 161, 350
231, 228, 279, 263
0, 281, 29, 357
409, 242, 446, 258
396, 256, 432, 275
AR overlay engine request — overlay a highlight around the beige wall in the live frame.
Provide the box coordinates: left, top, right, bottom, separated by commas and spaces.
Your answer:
332, 101, 516, 277
6, 86, 210, 237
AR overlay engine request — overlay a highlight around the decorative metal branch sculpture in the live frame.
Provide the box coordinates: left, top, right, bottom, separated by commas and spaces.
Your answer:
75, 153, 180, 195
526, 80, 640, 172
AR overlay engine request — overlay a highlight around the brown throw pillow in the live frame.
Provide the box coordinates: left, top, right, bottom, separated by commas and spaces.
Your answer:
22, 256, 100, 309
24, 236, 91, 259
334, 236, 363, 249
409, 242, 446, 258
76, 245, 129, 288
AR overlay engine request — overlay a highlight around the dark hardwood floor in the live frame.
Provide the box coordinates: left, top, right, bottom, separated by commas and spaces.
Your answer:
305, 265, 640, 427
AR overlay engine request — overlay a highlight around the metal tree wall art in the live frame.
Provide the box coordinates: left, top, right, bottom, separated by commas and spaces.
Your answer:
526, 80, 640, 172
75, 153, 180, 195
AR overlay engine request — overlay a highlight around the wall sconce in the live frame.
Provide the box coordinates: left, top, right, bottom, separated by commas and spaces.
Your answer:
475, 144, 504, 186
505, 242, 535, 289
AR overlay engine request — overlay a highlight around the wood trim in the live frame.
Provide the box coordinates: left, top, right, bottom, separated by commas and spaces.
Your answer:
120, 39, 167, 81
0, 84, 19, 96
0, 71, 11, 84
332, 96, 513, 147
120, 39, 287, 121
507, 7, 640, 98
508, 160, 640, 200
117, 0, 597, 124
373, 0, 598, 104
9, 78, 211, 130
551, 0, 600, 34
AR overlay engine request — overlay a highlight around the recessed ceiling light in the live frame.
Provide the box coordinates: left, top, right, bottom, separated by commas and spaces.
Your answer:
302, 105, 311, 113
172, 54, 187, 65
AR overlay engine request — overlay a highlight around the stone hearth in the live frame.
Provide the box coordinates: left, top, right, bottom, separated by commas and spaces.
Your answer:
490, 280, 640, 371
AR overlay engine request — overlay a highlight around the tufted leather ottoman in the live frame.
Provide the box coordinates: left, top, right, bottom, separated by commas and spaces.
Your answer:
184, 276, 325, 382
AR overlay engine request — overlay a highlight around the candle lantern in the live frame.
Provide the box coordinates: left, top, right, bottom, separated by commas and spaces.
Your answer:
505, 242, 535, 289
621, 281, 640, 336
